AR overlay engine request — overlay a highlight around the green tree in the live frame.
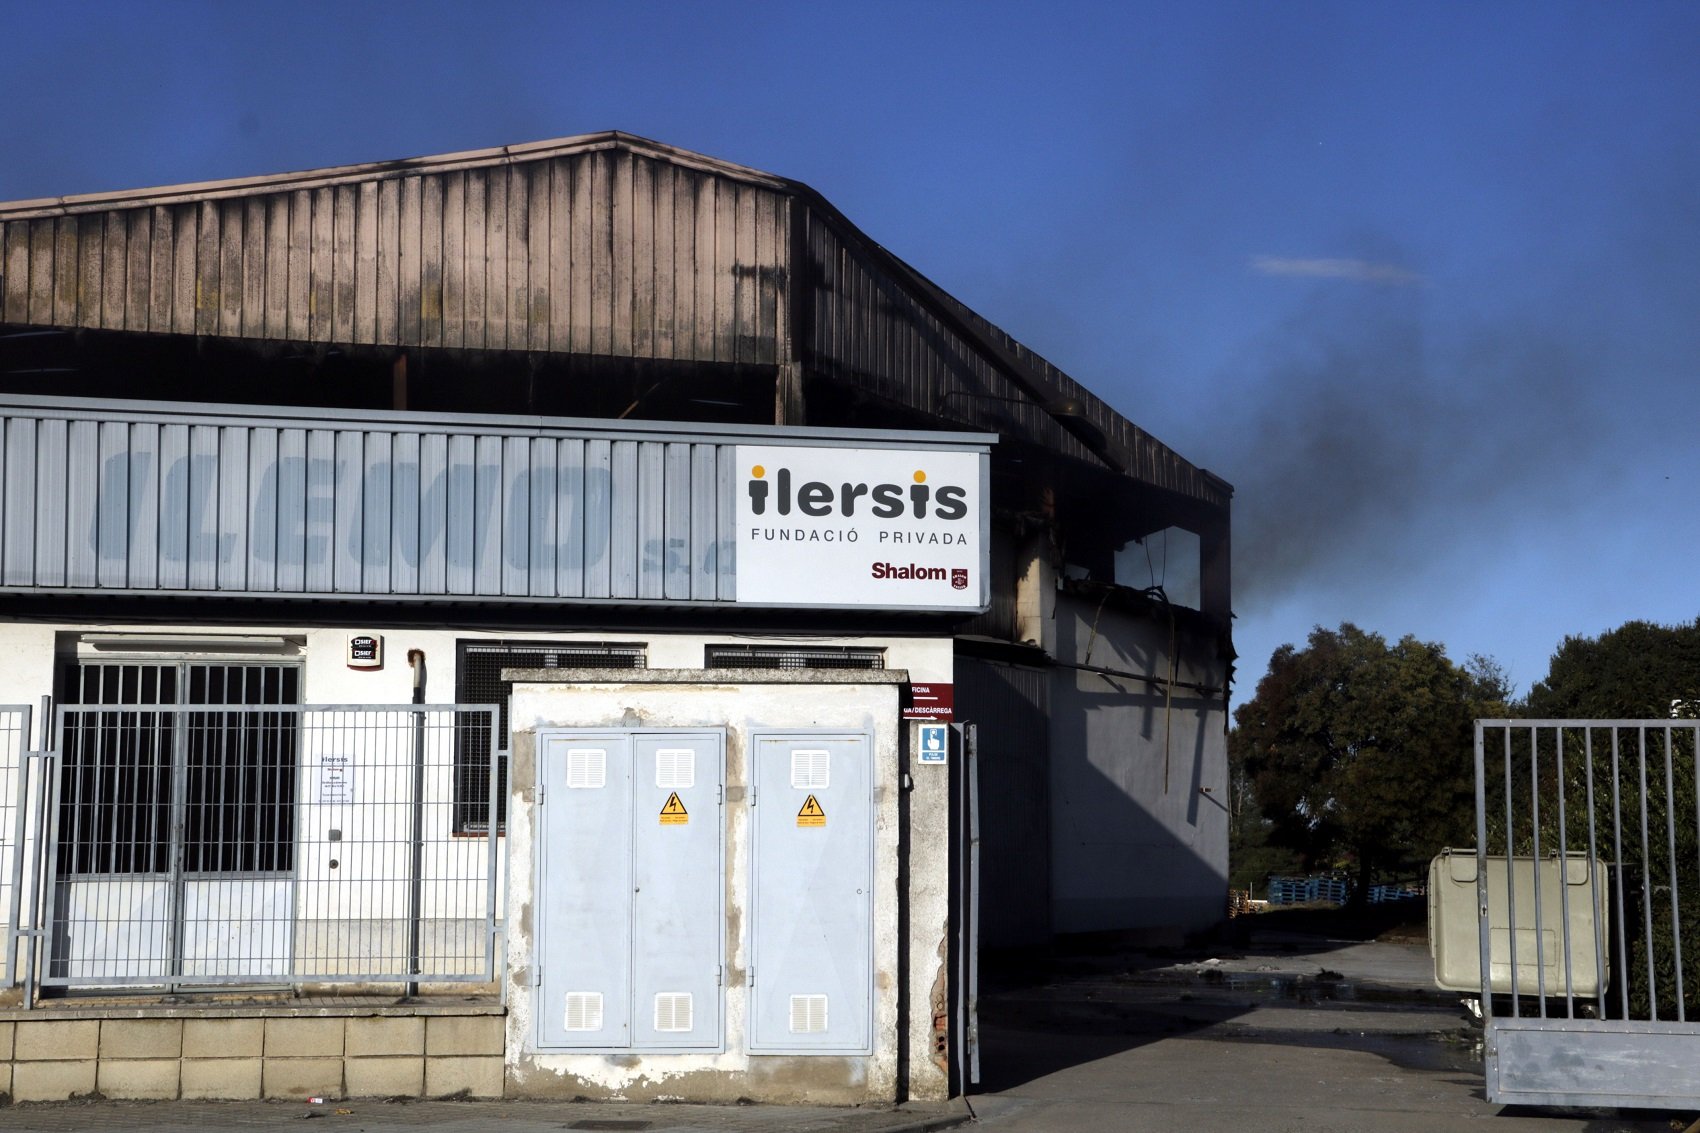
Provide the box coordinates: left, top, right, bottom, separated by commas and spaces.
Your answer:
1523, 617, 1700, 718
1232, 623, 1508, 898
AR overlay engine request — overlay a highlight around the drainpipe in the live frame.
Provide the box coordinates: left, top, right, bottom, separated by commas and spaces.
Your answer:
405, 649, 427, 999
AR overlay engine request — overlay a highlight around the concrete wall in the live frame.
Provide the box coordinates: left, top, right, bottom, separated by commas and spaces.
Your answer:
503, 672, 951, 1105
1046, 591, 1230, 943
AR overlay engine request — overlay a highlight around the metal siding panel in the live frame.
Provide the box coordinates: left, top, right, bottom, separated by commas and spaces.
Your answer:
419, 432, 449, 594
127, 422, 160, 589
2, 419, 33, 585
263, 196, 290, 339
309, 187, 334, 342
63, 420, 97, 586
713, 181, 735, 363
33, 419, 67, 586
27, 220, 55, 325
362, 430, 392, 593
375, 178, 400, 346
485, 165, 508, 352
1, 222, 28, 323
609, 440, 638, 598
582, 438, 611, 598
631, 155, 653, 358
96, 420, 128, 587
652, 161, 675, 359
716, 444, 735, 599
421, 173, 445, 349
355, 181, 379, 345
528, 437, 557, 597
569, 156, 593, 355
445, 433, 475, 594
590, 152, 614, 357
662, 442, 691, 600
192, 201, 219, 336
52, 217, 80, 327
274, 428, 307, 592
734, 185, 755, 364
555, 437, 585, 598
398, 176, 423, 346
440, 172, 465, 350
636, 441, 664, 600
101, 210, 127, 329
502, 434, 529, 596
546, 159, 571, 353
218, 201, 244, 337
755, 189, 779, 364
506, 160, 529, 352
242, 197, 267, 338
185, 425, 220, 589
390, 430, 420, 594
285, 191, 310, 341
333, 431, 363, 592
156, 423, 189, 589
473, 434, 503, 595
217, 426, 249, 590
332, 184, 357, 343
145, 206, 173, 333
303, 429, 335, 593
689, 444, 717, 601
248, 427, 277, 592
464, 170, 488, 350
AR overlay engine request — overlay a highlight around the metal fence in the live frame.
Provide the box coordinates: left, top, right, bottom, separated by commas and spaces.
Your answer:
19, 703, 502, 998
1474, 720, 1700, 1109
0, 704, 35, 987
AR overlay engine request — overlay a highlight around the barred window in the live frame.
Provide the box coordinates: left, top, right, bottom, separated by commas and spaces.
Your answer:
703, 644, 885, 670
454, 641, 646, 833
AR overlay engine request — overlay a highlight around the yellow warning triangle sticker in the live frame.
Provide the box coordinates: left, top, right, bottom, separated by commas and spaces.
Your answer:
797, 794, 826, 827
659, 792, 689, 825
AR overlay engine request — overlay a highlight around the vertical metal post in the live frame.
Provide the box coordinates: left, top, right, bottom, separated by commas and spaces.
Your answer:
1556, 728, 1574, 1014
964, 722, 981, 1088
405, 653, 428, 998
6, 703, 35, 986
1473, 722, 1493, 1021
167, 669, 191, 988
1661, 725, 1684, 1020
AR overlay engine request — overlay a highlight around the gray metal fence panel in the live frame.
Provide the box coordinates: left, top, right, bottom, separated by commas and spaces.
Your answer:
38, 702, 501, 992
1475, 720, 1700, 1109
0, 704, 31, 986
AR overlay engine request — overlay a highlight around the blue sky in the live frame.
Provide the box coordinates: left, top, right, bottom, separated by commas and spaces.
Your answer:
4, 0, 1697, 704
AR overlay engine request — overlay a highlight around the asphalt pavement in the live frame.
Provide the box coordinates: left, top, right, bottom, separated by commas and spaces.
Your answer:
5, 921, 1696, 1132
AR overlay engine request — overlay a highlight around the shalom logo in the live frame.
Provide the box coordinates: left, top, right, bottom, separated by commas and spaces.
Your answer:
746, 465, 969, 521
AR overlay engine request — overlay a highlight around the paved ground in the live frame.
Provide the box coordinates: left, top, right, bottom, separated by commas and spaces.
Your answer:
6, 924, 1697, 1132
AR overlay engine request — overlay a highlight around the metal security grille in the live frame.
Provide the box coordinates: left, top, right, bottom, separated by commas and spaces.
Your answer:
1472, 720, 1700, 1109
37, 701, 502, 993
454, 641, 645, 832
59, 663, 299, 877
704, 645, 885, 670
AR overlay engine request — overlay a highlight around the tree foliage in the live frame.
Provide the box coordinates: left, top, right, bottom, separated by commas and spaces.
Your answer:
1231, 623, 1508, 894
1522, 617, 1700, 719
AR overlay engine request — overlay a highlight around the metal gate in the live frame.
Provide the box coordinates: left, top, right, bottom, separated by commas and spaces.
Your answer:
1474, 719, 1700, 1108
7, 697, 503, 1001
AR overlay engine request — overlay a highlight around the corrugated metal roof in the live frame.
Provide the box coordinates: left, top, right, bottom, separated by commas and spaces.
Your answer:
0, 131, 1230, 511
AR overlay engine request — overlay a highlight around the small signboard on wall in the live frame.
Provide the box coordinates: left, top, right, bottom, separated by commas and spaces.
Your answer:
917, 724, 948, 766
319, 754, 355, 805
903, 683, 954, 721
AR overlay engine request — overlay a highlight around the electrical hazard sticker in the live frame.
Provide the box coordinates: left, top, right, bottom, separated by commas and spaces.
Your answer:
796, 794, 826, 827
659, 792, 689, 825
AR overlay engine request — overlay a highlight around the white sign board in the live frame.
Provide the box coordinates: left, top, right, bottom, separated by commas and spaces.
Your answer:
734, 445, 985, 609
319, 754, 354, 805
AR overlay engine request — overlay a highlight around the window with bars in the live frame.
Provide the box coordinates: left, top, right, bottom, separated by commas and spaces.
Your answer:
454, 641, 646, 833
58, 661, 301, 876
703, 644, 886, 670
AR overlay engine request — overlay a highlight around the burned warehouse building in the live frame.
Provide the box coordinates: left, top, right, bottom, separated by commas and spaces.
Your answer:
0, 133, 1232, 1103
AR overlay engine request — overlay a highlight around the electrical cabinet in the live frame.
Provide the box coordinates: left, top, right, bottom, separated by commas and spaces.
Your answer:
535, 729, 724, 1051
748, 732, 873, 1053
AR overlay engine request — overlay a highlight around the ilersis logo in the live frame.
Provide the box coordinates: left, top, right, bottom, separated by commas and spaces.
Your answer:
745, 464, 969, 521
